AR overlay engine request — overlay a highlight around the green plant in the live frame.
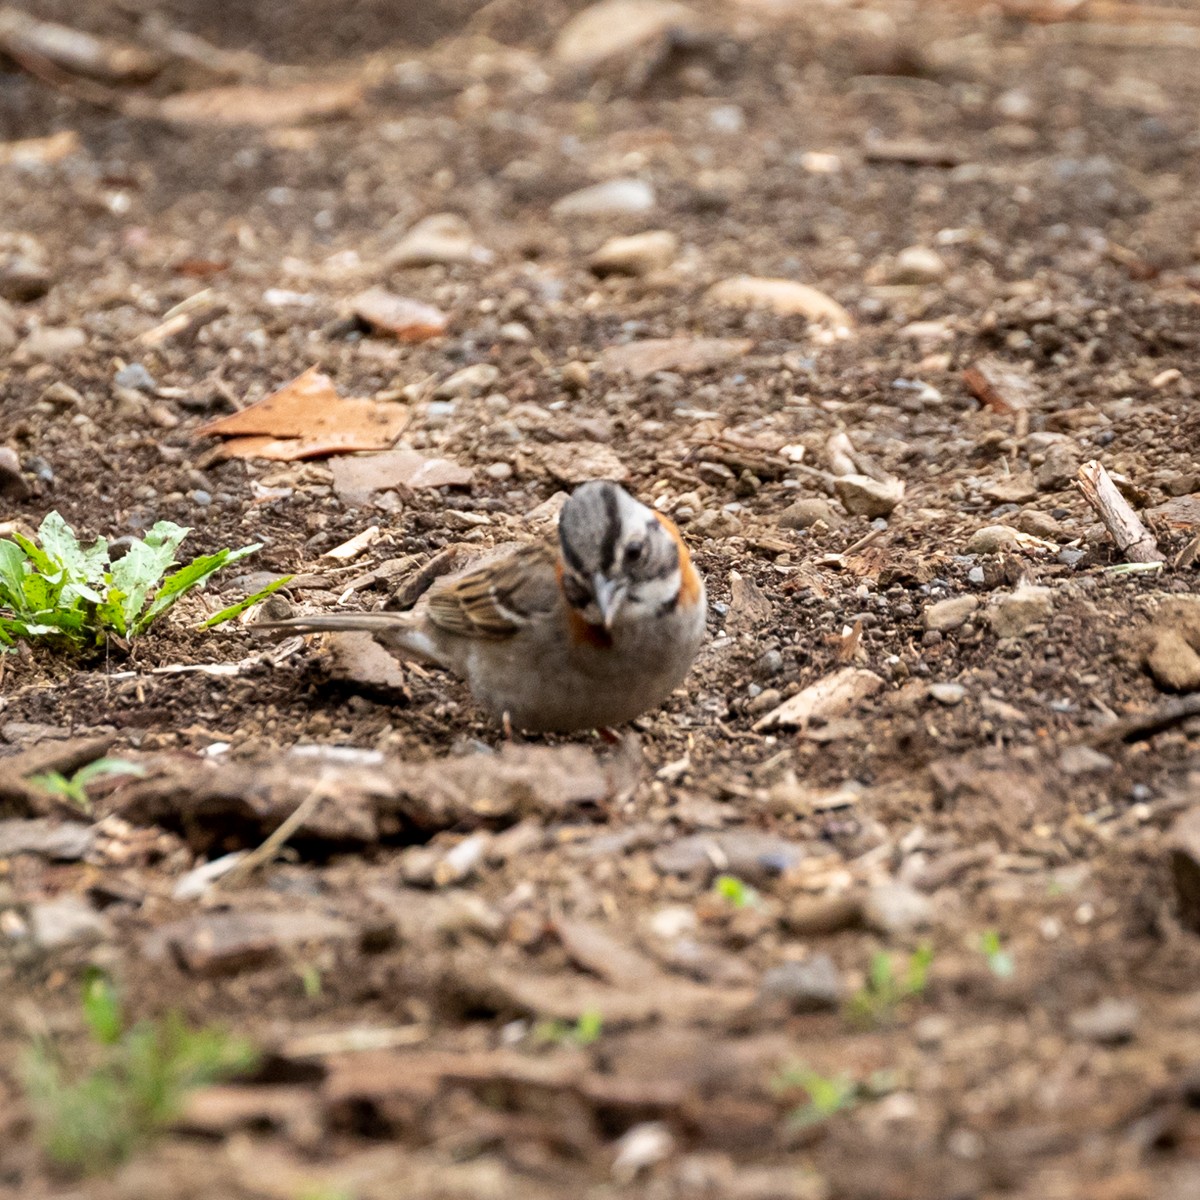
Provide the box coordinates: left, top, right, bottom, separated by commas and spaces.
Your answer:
979, 930, 1015, 979
28, 757, 146, 814
22, 969, 257, 1173
532, 1007, 604, 1047
772, 1063, 859, 1128
713, 874, 759, 908
847, 944, 934, 1026
0, 510, 289, 653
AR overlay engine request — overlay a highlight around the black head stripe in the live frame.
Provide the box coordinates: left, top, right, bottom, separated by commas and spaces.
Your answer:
598, 485, 621, 571
560, 531, 587, 576
561, 570, 591, 609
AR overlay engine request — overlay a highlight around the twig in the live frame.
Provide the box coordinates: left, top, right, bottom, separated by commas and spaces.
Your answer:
216, 780, 328, 888
1084, 694, 1200, 748
1076, 460, 1162, 564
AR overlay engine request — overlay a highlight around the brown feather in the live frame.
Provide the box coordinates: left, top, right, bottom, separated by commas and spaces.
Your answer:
425, 543, 559, 640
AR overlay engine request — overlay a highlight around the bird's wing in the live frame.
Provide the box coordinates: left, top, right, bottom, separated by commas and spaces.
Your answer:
424, 543, 560, 639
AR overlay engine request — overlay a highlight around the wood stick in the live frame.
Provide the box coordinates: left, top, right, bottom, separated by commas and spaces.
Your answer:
1076, 460, 1162, 563
1084, 693, 1200, 748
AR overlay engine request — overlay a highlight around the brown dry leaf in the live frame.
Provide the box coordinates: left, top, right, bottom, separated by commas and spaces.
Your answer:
706, 276, 854, 331
537, 442, 628, 485
963, 356, 1043, 416
0, 130, 80, 168
157, 78, 363, 127
752, 667, 884, 732
600, 337, 752, 380
196, 367, 409, 461
329, 448, 473, 505
351, 287, 449, 342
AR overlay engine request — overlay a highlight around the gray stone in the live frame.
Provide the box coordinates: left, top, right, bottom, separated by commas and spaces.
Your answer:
988, 585, 1054, 638
1036, 442, 1080, 492
1014, 510, 1064, 540
17, 326, 86, 363
589, 230, 677, 277
928, 682, 966, 706
1057, 746, 1113, 777
759, 953, 843, 1013
552, 178, 656, 218
386, 213, 490, 268
0, 255, 50, 302
114, 363, 157, 392
0, 447, 29, 500
0, 819, 95, 861
1069, 998, 1138, 1044
863, 881, 933, 935
435, 363, 500, 399
887, 245, 948, 285
834, 474, 903, 518
967, 524, 1020, 554
923, 595, 978, 632
654, 830, 805, 884
778, 498, 843, 530
29, 895, 108, 949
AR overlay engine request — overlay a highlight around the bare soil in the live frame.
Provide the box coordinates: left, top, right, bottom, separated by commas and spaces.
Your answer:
3, 1, 1200, 1197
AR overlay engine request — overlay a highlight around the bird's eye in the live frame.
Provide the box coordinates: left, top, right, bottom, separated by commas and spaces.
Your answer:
624, 541, 645, 565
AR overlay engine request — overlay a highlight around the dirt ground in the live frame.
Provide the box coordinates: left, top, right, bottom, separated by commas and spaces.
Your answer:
3, 0, 1200, 1196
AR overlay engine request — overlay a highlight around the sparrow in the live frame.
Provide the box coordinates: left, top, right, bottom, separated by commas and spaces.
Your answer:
257, 481, 707, 733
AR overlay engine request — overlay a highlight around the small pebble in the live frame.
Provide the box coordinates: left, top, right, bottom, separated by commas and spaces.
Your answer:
928, 682, 966, 705
758, 954, 843, 1013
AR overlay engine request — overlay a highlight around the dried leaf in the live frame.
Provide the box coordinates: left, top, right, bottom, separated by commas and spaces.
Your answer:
157, 79, 362, 127
196, 368, 409, 461
753, 667, 885, 732
600, 337, 752, 380
351, 288, 448, 342
329, 448, 473, 505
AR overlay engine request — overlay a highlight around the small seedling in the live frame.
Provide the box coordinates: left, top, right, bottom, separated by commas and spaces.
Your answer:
22, 969, 257, 1173
532, 1007, 604, 1047
0, 510, 289, 654
772, 1062, 859, 1128
847, 944, 934, 1026
28, 757, 146, 815
979, 930, 1015, 979
713, 874, 759, 908
299, 964, 323, 1000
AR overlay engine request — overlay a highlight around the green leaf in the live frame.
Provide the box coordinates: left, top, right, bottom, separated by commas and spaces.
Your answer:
136, 543, 260, 634
73, 757, 146, 789
82, 971, 123, 1046
0, 538, 29, 607
110, 526, 190, 630
11, 530, 57, 577
201, 574, 293, 629
38, 512, 109, 586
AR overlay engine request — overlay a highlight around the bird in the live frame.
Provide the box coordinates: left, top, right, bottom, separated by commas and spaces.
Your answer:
256, 480, 707, 733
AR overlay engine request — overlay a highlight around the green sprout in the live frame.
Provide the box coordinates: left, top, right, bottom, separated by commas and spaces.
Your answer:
28, 757, 146, 814
0, 510, 289, 653
21, 969, 257, 1174
532, 1007, 604, 1047
772, 1062, 859, 1128
847, 944, 934, 1026
713, 874, 759, 908
979, 930, 1015, 979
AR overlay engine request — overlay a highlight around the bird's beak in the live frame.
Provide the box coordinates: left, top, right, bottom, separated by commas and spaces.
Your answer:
592, 575, 627, 630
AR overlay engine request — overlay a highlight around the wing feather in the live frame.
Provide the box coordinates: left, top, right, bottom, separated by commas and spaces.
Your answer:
425, 544, 559, 639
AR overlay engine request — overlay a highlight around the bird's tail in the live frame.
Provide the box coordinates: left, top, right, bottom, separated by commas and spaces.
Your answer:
256, 611, 442, 664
